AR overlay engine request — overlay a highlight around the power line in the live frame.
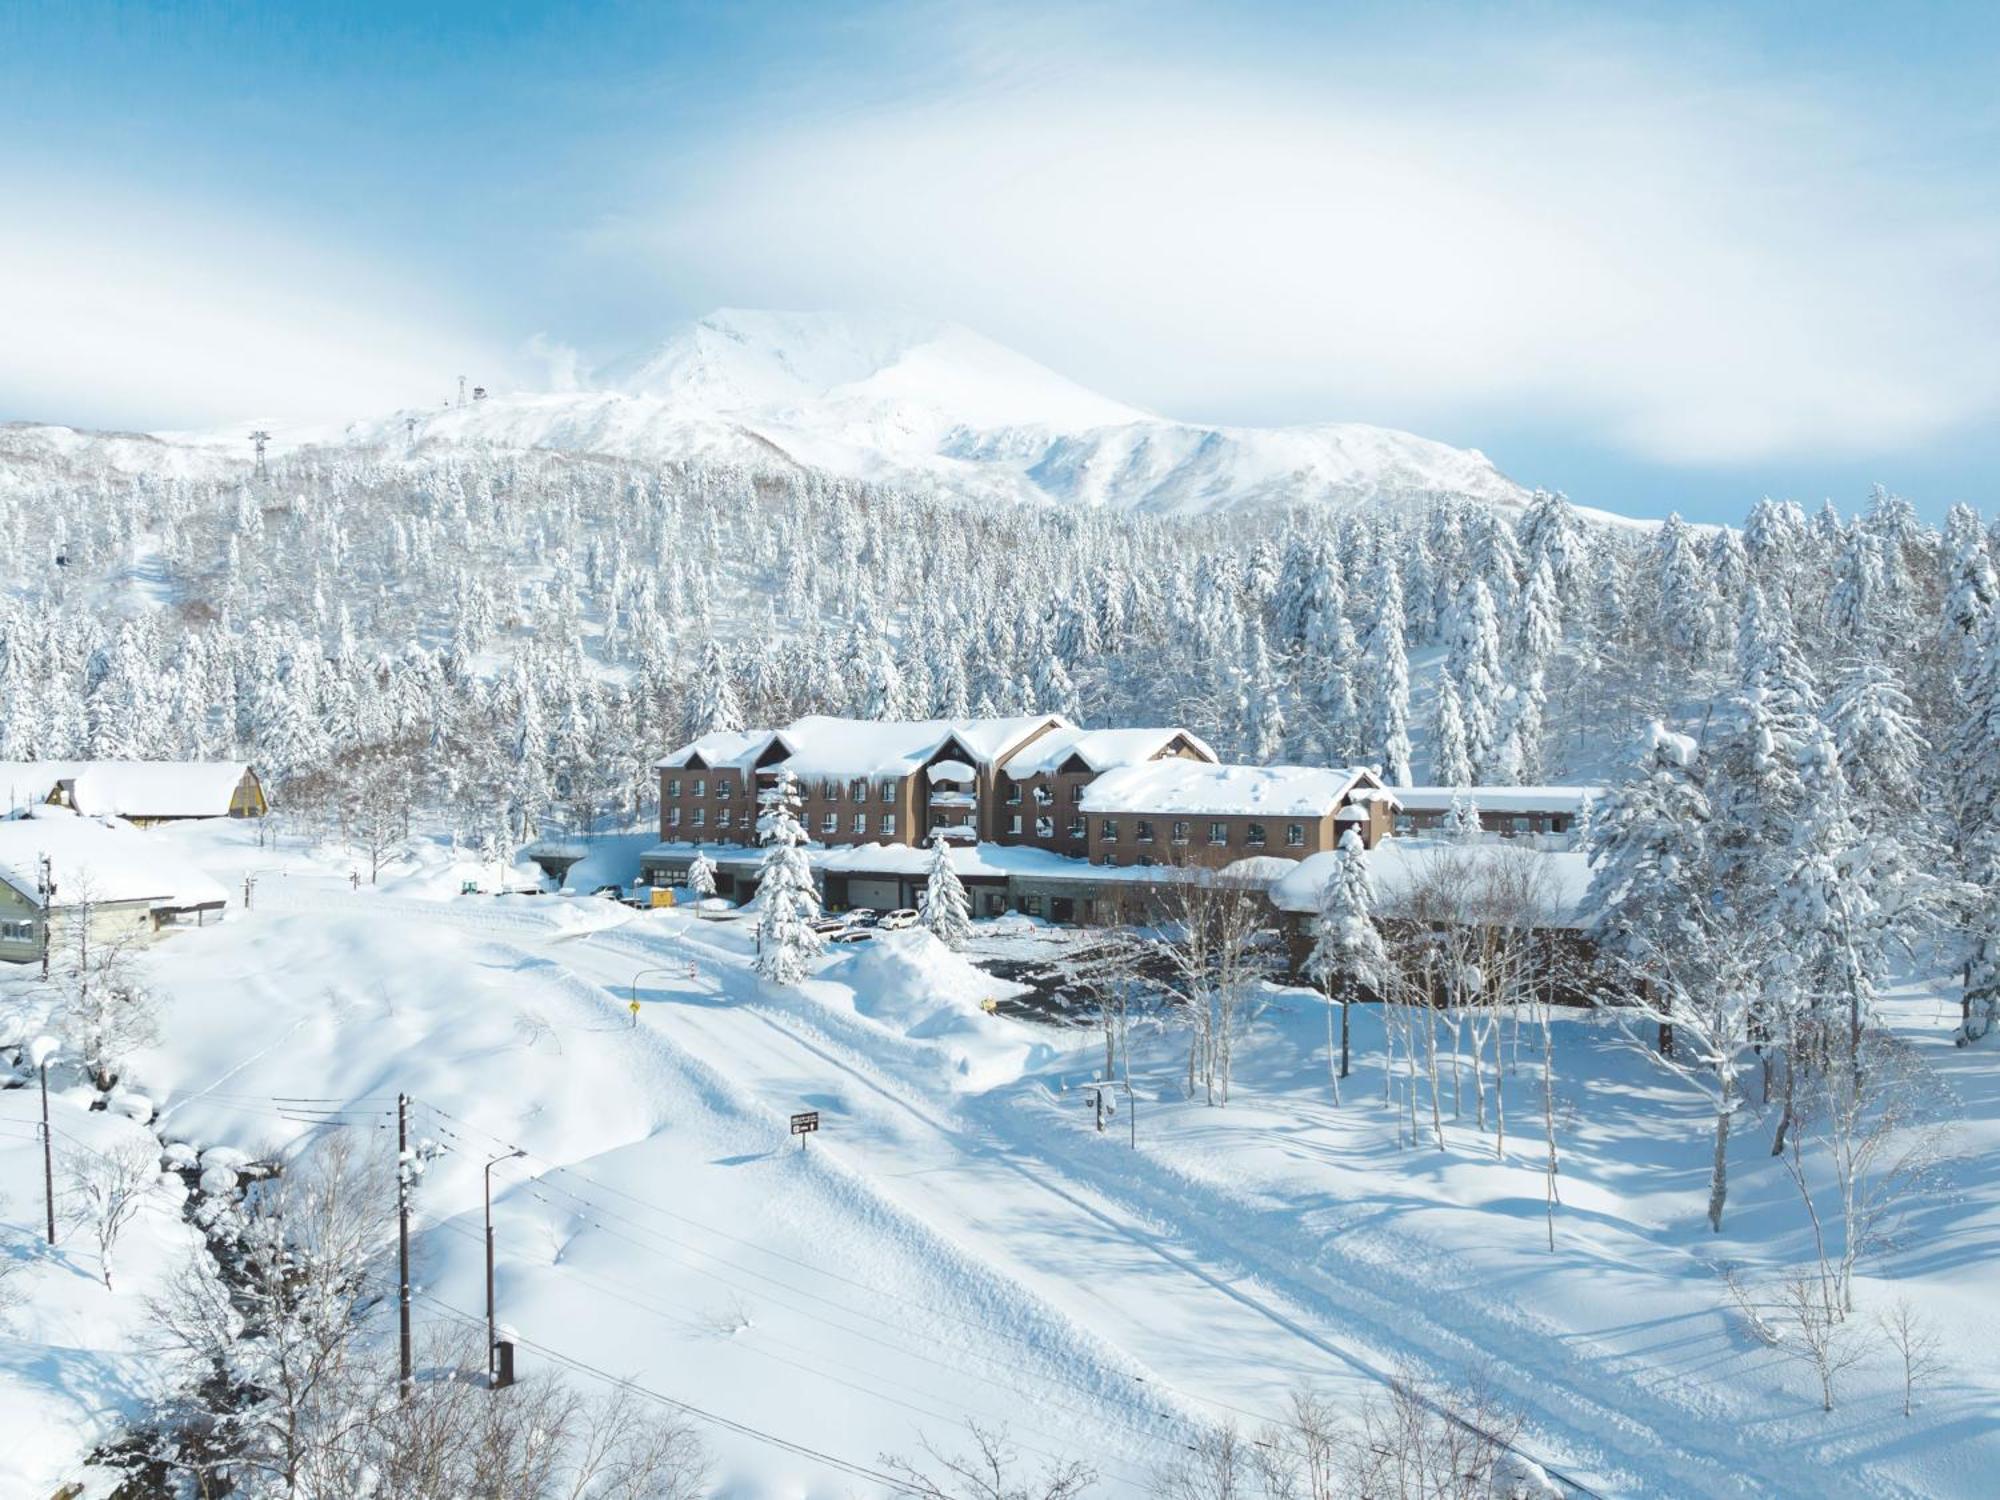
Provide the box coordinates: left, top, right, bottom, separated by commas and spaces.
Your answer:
414, 1291, 932, 1495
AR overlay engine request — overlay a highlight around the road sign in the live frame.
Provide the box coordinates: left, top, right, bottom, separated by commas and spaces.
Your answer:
628, 999, 641, 1028
790, 1111, 819, 1149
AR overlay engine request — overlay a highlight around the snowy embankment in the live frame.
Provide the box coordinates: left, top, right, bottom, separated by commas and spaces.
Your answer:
2, 819, 1995, 1497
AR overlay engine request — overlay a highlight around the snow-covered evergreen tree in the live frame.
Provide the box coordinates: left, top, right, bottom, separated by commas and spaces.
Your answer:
686, 848, 717, 898
754, 770, 823, 985
917, 833, 972, 950
1305, 828, 1383, 1096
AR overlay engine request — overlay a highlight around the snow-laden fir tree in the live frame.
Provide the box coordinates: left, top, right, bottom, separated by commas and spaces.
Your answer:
1445, 788, 1483, 843
1305, 828, 1384, 1096
686, 848, 717, 899
1429, 676, 1473, 788
1587, 722, 1754, 1231
753, 770, 823, 985
685, 635, 745, 739
917, 833, 972, 950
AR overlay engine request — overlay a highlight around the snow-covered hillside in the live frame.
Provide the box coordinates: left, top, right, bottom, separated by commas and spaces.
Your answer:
18, 309, 1529, 516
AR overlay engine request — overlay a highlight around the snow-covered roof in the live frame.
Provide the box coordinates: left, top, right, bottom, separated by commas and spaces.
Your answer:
999, 726, 1218, 778
0, 808, 232, 910
1394, 786, 1601, 815
1269, 838, 1596, 928
653, 730, 781, 772
656, 716, 1070, 778
0, 760, 255, 819
1080, 762, 1384, 818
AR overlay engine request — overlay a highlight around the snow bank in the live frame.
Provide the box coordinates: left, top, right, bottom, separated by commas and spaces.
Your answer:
813, 930, 1046, 1089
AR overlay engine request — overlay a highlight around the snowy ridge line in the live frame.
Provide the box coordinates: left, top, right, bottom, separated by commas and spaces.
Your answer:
411, 1290, 931, 1494
411, 1098, 1185, 1460
586, 922, 1612, 1495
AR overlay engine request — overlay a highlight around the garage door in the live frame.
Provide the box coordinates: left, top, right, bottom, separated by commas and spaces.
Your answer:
846, 877, 903, 910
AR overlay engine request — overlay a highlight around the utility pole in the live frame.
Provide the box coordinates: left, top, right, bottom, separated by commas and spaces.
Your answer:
398, 1092, 413, 1397
457, 375, 466, 409
243, 874, 255, 911
36, 1043, 56, 1245
36, 854, 51, 981
485, 1148, 525, 1384
250, 430, 271, 481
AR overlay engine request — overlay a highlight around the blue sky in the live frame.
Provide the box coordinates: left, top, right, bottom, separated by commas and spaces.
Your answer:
3, 1, 1996, 524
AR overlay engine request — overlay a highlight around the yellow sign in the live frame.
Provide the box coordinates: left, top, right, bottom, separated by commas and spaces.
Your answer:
651, 889, 676, 908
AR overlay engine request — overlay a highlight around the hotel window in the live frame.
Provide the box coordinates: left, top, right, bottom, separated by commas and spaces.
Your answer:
821, 812, 837, 834
668, 807, 682, 827
1004, 780, 1021, 804
1207, 821, 1228, 845
1135, 819, 1156, 842
691, 778, 706, 798
1067, 817, 1086, 840
1037, 816, 1054, 838
881, 779, 898, 802
881, 814, 897, 836
692, 808, 706, 827
1171, 820, 1189, 843
822, 780, 839, 802
716, 780, 733, 799
1246, 822, 1267, 847
850, 779, 868, 802
1137, 854, 1157, 868
853, 813, 868, 835
1009, 814, 1022, 835
1069, 783, 1084, 803
1286, 822, 1305, 847
718, 808, 732, 829
666, 777, 682, 798
1099, 818, 1119, 843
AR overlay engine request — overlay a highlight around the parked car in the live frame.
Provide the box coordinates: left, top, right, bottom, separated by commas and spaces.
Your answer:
829, 930, 876, 945
810, 918, 848, 935
694, 897, 740, 921
844, 908, 880, 928
879, 909, 919, 931
590, 884, 625, 899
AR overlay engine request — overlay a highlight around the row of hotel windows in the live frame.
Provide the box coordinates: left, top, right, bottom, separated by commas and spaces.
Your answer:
668, 806, 900, 836
1005, 815, 1307, 847
666, 776, 903, 803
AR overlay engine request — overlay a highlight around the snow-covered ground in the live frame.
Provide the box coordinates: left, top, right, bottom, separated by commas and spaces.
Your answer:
2, 819, 1994, 1497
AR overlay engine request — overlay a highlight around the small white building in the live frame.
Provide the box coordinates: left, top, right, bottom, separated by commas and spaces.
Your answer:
0, 808, 231, 965
0, 760, 268, 825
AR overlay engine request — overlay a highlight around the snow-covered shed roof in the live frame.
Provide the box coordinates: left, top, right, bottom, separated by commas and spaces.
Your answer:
999, 726, 1218, 778
1080, 762, 1388, 819
0, 761, 256, 820
1269, 839, 1596, 929
1393, 786, 1601, 816
0, 808, 232, 911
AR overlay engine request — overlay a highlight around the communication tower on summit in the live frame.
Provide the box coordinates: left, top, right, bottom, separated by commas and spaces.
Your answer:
249, 430, 271, 481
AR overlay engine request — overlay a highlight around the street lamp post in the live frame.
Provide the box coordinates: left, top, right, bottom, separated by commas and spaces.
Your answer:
485, 1148, 525, 1382
39, 1055, 55, 1245
628, 966, 690, 1028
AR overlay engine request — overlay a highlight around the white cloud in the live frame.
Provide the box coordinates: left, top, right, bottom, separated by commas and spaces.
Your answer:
608, 35, 2000, 465
0, 174, 510, 431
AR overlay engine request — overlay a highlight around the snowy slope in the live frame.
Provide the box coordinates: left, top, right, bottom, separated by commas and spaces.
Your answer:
13, 309, 1530, 516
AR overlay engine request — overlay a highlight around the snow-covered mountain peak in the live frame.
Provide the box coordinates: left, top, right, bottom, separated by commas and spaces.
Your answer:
601, 308, 1152, 433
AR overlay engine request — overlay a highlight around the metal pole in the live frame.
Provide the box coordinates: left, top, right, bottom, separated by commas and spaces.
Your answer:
485, 1149, 523, 1384
398, 1093, 412, 1397
40, 1061, 55, 1246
